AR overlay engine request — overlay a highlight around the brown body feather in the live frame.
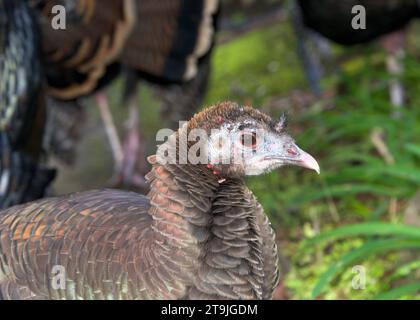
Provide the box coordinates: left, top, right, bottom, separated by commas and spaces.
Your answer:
0, 158, 278, 299
121, 0, 219, 82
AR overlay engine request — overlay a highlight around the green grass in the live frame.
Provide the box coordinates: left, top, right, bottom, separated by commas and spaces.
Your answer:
206, 23, 306, 106
266, 28, 419, 299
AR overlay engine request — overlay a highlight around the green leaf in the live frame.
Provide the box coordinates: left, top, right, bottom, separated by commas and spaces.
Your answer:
405, 143, 420, 158
374, 283, 420, 300
387, 260, 420, 283
303, 223, 420, 248
374, 166, 420, 185
291, 184, 407, 205
311, 239, 420, 298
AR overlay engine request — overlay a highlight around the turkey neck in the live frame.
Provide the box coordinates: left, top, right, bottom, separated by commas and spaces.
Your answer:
146, 154, 220, 253
146, 157, 264, 299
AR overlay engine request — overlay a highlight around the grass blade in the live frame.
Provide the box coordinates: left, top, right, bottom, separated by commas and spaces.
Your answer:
311, 239, 420, 298
303, 223, 420, 249
374, 283, 420, 300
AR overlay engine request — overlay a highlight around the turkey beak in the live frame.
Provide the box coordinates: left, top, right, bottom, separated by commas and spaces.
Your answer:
283, 143, 321, 174
296, 147, 321, 174
265, 141, 320, 173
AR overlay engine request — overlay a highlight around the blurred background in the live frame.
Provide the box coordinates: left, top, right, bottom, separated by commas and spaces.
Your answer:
2, 0, 420, 299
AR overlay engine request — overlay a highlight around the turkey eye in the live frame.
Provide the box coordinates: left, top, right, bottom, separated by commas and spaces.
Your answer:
240, 132, 257, 148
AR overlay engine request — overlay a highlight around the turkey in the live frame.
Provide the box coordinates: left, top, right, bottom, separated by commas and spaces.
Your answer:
29, 0, 136, 180
297, 0, 420, 45
293, 0, 420, 110
30, 0, 135, 100
0, 102, 319, 300
31, 0, 220, 187
0, 0, 55, 208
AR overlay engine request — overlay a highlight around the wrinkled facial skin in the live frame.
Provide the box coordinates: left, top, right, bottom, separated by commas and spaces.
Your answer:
207, 119, 320, 177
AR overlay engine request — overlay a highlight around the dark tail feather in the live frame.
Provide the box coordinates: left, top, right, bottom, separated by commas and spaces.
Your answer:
1, 133, 56, 209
